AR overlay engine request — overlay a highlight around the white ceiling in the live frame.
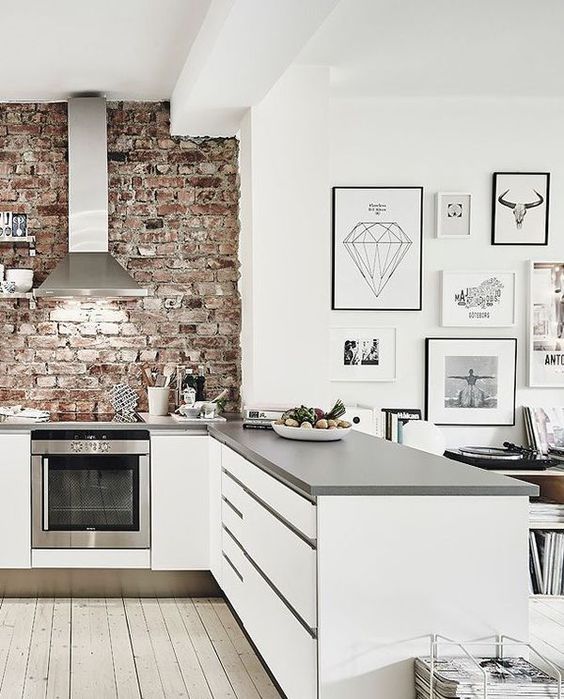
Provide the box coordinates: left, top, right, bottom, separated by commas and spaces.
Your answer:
298, 0, 564, 98
0, 0, 210, 101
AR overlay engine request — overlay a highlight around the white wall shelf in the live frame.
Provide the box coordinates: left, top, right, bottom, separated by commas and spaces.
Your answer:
530, 523, 564, 530
0, 292, 37, 309
0, 236, 36, 256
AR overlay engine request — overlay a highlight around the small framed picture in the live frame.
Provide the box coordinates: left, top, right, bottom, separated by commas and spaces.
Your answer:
441, 271, 516, 327
529, 261, 564, 387
436, 193, 471, 238
332, 186, 423, 311
425, 337, 517, 426
492, 172, 550, 245
330, 327, 396, 382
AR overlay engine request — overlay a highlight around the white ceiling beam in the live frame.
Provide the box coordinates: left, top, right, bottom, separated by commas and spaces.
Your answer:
170, 0, 340, 136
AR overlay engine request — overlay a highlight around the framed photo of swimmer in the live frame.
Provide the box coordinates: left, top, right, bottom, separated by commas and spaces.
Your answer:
441, 270, 516, 327
436, 192, 472, 239
528, 261, 564, 387
492, 172, 550, 245
425, 338, 517, 426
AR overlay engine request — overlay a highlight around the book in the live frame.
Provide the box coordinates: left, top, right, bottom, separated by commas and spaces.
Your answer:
380, 408, 422, 442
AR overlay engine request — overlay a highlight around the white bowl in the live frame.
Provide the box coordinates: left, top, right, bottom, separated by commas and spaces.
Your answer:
5, 268, 33, 292
272, 422, 352, 442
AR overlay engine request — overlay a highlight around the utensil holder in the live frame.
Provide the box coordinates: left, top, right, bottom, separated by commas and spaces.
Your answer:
148, 387, 169, 416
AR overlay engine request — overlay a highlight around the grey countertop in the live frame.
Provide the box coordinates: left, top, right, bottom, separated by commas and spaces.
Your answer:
0, 413, 223, 431
0, 412, 538, 498
209, 422, 538, 498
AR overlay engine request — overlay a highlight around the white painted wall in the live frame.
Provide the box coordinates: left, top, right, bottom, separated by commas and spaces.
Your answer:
240, 67, 564, 446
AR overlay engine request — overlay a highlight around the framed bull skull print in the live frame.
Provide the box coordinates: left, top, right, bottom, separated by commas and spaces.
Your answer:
492, 172, 550, 245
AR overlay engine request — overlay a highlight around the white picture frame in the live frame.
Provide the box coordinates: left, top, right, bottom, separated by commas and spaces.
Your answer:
528, 260, 564, 387
436, 192, 472, 239
425, 337, 517, 426
441, 271, 516, 327
330, 328, 396, 382
332, 187, 423, 311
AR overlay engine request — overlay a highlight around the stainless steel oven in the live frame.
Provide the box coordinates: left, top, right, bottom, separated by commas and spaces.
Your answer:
31, 429, 150, 549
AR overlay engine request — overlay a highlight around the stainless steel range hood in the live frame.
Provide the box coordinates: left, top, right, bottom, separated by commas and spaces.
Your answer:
36, 97, 147, 298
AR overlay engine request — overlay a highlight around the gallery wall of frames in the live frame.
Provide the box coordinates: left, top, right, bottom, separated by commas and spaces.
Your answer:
239, 69, 564, 446
326, 96, 564, 447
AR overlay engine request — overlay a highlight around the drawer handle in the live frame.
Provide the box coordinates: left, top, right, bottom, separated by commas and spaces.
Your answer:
222, 496, 243, 519
223, 468, 317, 550
222, 552, 243, 582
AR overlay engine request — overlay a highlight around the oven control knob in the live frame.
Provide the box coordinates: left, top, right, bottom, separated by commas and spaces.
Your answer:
101, 442, 110, 452
71, 441, 83, 452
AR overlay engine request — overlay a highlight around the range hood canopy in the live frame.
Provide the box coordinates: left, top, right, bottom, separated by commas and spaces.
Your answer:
36, 97, 147, 298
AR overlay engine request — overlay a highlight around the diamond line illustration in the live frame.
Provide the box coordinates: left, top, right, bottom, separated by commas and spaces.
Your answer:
343, 221, 412, 298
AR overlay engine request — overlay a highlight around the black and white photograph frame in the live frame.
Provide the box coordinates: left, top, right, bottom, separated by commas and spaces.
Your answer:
330, 327, 396, 382
425, 338, 517, 426
529, 261, 564, 387
331, 186, 423, 311
436, 192, 472, 239
441, 270, 516, 327
492, 172, 550, 246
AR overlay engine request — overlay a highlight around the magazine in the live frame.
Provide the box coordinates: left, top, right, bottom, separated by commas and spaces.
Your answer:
415, 655, 558, 697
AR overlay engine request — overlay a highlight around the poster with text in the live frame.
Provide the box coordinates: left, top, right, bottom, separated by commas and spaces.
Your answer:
529, 261, 564, 386
332, 187, 423, 310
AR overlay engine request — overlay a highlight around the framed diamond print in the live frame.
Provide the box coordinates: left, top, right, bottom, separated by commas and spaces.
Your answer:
332, 186, 423, 310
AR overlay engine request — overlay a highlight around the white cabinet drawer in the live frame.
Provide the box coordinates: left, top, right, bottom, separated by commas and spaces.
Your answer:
221, 529, 247, 623
242, 540, 317, 699
221, 445, 316, 539
222, 470, 316, 628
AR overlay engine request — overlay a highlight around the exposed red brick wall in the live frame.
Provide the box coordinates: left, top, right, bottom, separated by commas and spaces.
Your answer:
0, 101, 241, 413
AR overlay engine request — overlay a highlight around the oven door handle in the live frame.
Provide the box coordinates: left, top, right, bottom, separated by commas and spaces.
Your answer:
43, 457, 49, 531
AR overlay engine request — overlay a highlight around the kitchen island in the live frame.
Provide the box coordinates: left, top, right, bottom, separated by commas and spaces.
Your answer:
209, 423, 536, 699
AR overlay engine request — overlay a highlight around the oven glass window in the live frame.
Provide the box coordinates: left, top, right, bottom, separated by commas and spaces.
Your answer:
45, 456, 139, 531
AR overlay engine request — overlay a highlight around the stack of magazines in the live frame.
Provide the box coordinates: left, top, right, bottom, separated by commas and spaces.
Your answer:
529, 530, 564, 595
530, 499, 564, 526
415, 655, 559, 698
523, 406, 564, 455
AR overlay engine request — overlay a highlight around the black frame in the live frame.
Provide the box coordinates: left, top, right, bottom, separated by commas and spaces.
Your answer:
424, 337, 517, 426
331, 186, 424, 311
491, 172, 550, 246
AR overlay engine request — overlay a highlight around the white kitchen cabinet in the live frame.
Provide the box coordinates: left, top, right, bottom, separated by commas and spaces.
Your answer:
208, 436, 222, 584
0, 433, 31, 568
151, 433, 209, 570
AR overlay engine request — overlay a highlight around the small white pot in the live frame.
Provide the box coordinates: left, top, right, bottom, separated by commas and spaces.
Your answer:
147, 387, 170, 416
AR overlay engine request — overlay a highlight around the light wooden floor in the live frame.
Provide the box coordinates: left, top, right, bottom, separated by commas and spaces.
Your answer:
530, 597, 564, 674
0, 597, 281, 698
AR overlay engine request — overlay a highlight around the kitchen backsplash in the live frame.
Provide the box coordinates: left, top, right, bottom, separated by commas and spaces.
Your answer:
0, 102, 241, 412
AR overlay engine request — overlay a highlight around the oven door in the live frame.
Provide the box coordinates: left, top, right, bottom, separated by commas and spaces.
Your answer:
32, 453, 149, 548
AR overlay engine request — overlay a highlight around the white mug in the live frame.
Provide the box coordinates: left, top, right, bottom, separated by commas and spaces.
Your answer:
147, 387, 170, 416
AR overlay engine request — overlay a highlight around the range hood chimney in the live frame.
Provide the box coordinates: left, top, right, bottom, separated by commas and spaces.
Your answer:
36, 97, 148, 298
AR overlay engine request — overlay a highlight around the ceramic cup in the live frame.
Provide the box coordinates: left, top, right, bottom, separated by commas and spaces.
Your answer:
5, 268, 33, 292
147, 386, 170, 416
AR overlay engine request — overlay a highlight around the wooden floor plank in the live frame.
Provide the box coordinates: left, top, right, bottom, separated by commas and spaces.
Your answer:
23, 598, 54, 699
140, 598, 188, 698
124, 598, 165, 699
211, 600, 281, 699
0, 599, 37, 698
106, 599, 140, 699
71, 598, 116, 699
195, 599, 261, 699
46, 599, 71, 699
158, 599, 212, 699
175, 599, 236, 699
